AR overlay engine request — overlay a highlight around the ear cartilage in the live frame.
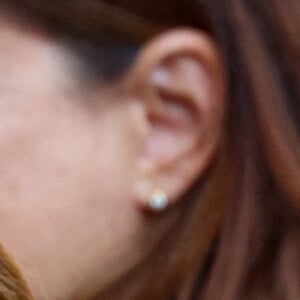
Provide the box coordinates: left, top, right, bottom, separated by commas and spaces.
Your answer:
148, 189, 169, 212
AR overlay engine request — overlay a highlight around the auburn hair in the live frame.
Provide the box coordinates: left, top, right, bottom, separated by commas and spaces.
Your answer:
1, 0, 300, 299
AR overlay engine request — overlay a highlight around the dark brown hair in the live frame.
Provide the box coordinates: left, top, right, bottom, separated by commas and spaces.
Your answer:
1, 0, 300, 299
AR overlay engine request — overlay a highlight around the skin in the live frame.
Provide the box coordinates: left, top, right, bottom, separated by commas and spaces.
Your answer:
0, 9, 225, 300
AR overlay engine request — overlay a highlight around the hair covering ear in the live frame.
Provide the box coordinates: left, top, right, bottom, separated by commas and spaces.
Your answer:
0, 244, 33, 300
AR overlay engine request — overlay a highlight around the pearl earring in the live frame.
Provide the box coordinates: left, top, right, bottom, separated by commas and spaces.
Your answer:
148, 189, 169, 212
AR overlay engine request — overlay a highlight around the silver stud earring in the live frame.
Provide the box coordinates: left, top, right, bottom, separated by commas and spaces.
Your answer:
148, 189, 169, 212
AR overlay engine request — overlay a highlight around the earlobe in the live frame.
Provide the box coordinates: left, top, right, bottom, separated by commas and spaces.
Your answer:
127, 29, 225, 211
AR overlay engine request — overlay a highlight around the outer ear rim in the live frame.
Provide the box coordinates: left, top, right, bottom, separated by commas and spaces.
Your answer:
124, 28, 224, 91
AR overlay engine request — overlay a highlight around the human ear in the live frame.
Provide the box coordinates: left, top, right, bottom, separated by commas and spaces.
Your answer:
125, 29, 226, 211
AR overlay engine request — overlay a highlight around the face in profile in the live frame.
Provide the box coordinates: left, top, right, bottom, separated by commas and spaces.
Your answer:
0, 5, 225, 300
1, 0, 300, 300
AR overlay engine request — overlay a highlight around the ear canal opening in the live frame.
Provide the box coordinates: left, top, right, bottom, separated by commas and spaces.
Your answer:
148, 88, 201, 134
